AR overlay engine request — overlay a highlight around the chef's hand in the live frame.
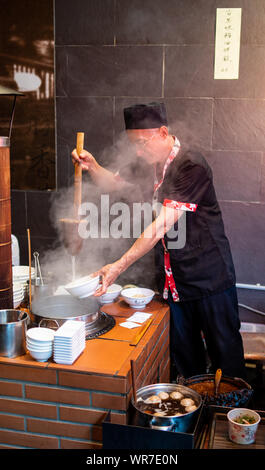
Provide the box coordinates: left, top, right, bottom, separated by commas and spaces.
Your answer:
71, 148, 99, 173
93, 262, 122, 296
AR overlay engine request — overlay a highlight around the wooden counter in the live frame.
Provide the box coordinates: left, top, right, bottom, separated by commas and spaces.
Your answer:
0, 297, 170, 449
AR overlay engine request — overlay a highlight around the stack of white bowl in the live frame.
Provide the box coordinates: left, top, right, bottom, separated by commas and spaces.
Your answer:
26, 327, 54, 362
13, 282, 24, 308
12, 266, 35, 302
53, 320, 86, 364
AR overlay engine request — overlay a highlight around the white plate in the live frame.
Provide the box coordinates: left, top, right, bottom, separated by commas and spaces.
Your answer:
54, 320, 85, 338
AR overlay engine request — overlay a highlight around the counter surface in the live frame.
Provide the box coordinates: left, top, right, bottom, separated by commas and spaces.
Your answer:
0, 297, 170, 449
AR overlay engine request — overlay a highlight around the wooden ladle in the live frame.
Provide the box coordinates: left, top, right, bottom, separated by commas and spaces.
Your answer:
60, 132, 85, 256
214, 368, 222, 397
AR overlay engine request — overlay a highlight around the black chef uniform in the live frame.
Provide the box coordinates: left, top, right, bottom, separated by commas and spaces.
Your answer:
155, 148, 246, 379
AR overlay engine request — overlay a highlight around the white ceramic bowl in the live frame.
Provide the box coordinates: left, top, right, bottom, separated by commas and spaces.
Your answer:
64, 275, 100, 299
121, 287, 155, 309
26, 327, 55, 342
227, 408, 261, 445
26, 339, 53, 351
12, 266, 35, 280
99, 284, 122, 304
28, 348, 53, 362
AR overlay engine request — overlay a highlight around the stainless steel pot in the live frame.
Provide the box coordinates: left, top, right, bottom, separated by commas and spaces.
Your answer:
132, 383, 202, 432
30, 295, 115, 339
0, 310, 29, 358
31, 294, 99, 327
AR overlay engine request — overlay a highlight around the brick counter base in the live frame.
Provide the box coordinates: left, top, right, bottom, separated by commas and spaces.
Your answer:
0, 305, 169, 449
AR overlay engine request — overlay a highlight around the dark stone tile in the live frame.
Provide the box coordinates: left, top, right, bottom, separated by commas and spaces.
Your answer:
26, 191, 58, 239
67, 46, 163, 97
220, 201, 265, 285
165, 98, 213, 150
213, 46, 265, 99
116, 0, 216, 44
214, 0, 265, 45
11, 190, 27, 237
213, 99, 265, 151
205, 150, 262, 202
165, 45, 214, 98
55, 47, 68, 97
56, 97, 114, 165
55, 0, 115, 45
16, 235, 59, 267
261, 153, 265, 202
56, 143, 71, 189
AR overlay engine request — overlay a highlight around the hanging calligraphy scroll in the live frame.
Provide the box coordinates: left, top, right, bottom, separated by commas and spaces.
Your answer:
214, 8, 242, 80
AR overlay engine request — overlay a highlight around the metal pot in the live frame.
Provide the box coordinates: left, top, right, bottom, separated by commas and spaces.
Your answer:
30, 295, 115, 339
0, 309, 29, 358
132, 383, 202, 432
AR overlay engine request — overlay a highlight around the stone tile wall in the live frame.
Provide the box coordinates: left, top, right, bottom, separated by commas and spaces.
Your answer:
11, 0, 265, 314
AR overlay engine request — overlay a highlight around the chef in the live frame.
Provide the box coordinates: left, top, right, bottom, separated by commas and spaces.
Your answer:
72, 102, 246, 380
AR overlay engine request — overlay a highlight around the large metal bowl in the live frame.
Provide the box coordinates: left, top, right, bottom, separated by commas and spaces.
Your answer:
132, 383, 202, 432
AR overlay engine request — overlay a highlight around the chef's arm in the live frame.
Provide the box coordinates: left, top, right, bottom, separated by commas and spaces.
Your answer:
71, 148, 130, 192
94, 206, 182, 295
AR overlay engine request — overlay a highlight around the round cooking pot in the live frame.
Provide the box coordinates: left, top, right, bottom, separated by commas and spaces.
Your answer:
132, 383, 202, 432
30, 294, 99, 330
183, 374, 253, 407
0, 310, 29, 358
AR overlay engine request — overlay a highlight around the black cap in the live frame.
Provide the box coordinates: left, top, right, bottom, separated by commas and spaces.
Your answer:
123, 102, 168, 130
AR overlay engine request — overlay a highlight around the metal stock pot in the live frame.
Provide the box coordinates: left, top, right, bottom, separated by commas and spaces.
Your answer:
131, 383, 202, 432
0, 309, 29, 358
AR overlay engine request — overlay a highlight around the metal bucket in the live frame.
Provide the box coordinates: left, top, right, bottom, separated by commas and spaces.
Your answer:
0, 309, 29, 358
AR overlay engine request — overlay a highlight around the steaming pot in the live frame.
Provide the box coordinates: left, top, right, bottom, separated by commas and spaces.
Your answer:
30, 295, 115, 339
131, 383, 202, 432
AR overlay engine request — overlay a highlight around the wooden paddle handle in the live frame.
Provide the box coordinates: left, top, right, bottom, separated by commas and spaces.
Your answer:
74, 132, 84, 214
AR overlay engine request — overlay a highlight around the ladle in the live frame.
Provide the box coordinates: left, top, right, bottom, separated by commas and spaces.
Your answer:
59, 132, 85, 257
214, 368, 222, 397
